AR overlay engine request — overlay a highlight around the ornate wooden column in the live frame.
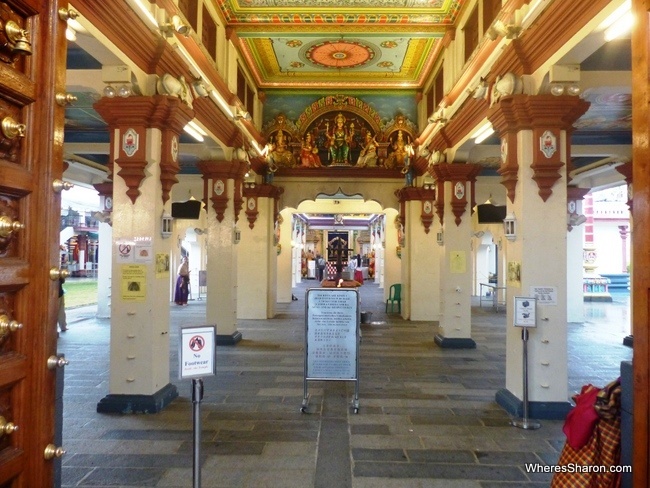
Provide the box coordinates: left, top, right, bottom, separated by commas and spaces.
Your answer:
93, 95, 194, 413
488, 94, 589, 420
197, 159, 248, 344
430, 163, 482, 348
631, 0, 650, 482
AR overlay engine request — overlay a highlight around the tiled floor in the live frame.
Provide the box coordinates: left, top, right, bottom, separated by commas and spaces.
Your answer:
58, 282, 632, 487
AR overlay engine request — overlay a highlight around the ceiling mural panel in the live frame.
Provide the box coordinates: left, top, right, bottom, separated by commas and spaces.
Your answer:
214, 0, 461, 88
242, 35, 439, 87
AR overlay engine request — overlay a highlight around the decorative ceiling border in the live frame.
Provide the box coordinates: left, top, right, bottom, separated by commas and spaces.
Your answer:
215, 0, 464, 25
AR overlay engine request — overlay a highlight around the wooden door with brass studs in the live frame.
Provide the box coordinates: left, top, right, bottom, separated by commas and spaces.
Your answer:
0, 0, 70, 485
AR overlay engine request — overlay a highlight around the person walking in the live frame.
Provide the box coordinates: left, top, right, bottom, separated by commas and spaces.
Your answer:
174, 256, 190, 305
316, 254, 326, 282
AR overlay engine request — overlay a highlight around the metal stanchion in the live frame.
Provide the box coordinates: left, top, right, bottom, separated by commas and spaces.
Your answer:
511, 327, 541, 430
192, 378, 204, 488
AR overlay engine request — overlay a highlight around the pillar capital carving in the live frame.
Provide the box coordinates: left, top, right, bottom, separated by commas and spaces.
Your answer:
197, 160, 248, 223
430, 163, 482, 226
93, 96, 194, 204
242, 184, 285, 229
487, 94, 590, 203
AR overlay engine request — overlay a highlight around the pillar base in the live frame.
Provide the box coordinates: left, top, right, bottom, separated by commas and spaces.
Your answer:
434, 333, 476, 349
96, 383, 178, 414
623, 335, 633, 347
495, 388, 571, 420
217, 330, 243, 346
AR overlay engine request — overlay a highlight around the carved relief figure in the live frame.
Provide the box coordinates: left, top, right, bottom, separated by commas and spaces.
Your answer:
326, 113, 352, 165
356, 131, 378, 167
300, 132, 321, 168
384, 129, 410, 169
267, 129, 296, 168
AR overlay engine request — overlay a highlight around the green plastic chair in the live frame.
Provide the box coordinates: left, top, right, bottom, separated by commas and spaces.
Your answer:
385, 284, 402, 313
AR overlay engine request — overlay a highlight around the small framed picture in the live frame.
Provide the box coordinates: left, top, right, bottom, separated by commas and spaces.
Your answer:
514, 297, 536, 327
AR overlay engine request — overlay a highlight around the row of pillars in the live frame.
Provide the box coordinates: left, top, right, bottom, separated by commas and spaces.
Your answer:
396, 94, 593, 418
92, 92, 598, 420
92, 95, 282, 413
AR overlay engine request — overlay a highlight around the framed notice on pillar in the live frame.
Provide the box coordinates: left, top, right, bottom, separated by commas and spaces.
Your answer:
513, 297, 537, 327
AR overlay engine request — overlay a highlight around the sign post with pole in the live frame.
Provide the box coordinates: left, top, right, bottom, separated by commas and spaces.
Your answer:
180, 326, 216, 488
511, 297, 541, 430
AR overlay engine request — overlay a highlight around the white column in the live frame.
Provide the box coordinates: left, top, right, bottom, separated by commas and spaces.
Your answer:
96, 219, 112, 319
567, 197, 587, 322
503, 130, 568, 406
98, 127, 177, 412
237, 190, 279, 318
277, 208, 294, 302
205, 177, 240, 343
436, 180, 474, 346
383, 209, 400, 300
403, 197, 439, 321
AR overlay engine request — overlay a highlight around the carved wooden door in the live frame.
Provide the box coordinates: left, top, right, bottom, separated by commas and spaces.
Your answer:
0, 0, 68, 486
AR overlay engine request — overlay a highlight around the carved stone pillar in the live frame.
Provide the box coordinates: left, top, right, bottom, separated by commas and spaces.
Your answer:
197, 160, 248, 344
395, 186, 438, 320
93, 182, 114, 319
430, 163, 482, 348
93, 95, 194, 414
238, 183, 284, 319
488, 94, 589, 420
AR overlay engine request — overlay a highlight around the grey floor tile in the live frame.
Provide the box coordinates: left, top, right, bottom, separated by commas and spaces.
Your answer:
59, 283, 631, 487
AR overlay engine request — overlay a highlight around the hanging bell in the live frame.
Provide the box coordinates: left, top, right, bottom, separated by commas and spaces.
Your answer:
3, 20, 32, 56
12, 37, 32, 56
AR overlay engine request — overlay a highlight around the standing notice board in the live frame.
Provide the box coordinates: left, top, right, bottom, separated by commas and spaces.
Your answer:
302, 287, 360, 413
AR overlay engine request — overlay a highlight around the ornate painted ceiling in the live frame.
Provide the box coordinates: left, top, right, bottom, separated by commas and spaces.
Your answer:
214, 0, 464, 89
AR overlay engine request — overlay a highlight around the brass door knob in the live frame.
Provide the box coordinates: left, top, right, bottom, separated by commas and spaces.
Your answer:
0, 314, 22, 339
47, 356, 69, 369
55, 92, 77, 106
58, 8, 78, 21
53, 179, 74, 192
49, 268, 70, 281
0, 416, 17, 436
0, 215, 24, 238
44, 443, 66, 460
1, 116, 26, 139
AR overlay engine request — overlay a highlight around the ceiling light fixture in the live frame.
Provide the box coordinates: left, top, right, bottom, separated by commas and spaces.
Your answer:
471, 122, 495, 144
126, 0, 159, 31
183, 123, 204, 142
160, 14, 189, 37
604, 11, 634, 42
474, 126, 495, 144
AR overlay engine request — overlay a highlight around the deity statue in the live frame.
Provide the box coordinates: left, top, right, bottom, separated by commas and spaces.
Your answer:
300, 132, 322, 168
266, 129, 296, 168
356, 131, 378, 167
384, 129, 410, 169
326, 113, 352, 165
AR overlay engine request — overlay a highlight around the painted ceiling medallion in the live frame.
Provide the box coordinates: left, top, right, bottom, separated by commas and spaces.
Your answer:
304, 40, 377, 69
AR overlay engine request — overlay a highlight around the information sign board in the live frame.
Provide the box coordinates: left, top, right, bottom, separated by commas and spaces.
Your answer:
179, 325, 216, 379
306, 288, 359, 380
